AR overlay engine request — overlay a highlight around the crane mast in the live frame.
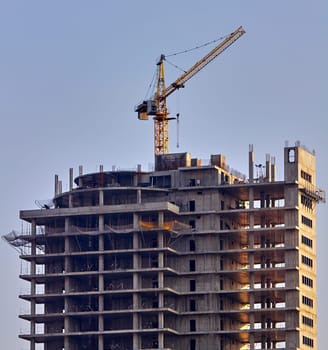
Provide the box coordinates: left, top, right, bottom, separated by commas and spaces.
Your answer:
154, 54, 170, 155
135, 26, 245, 156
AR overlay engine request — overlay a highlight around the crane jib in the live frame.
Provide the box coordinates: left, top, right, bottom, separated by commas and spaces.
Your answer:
163, 26, 245, 99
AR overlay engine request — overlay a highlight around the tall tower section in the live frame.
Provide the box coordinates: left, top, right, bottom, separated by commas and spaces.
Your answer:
284, 144, 320, 349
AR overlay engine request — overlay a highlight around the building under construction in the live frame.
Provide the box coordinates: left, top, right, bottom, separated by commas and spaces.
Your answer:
9, 142, 324, 350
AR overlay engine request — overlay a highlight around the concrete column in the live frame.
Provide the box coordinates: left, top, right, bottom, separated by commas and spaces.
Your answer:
64, 217, 71, 349
54, 174, 59, 197
265, 154, 271, 182
133, 213, 139, 230
260, 192, 265, 209
249, 188, 254, 249
158, 232, 164, 267
98, 215, 104, 350
133, 332, 140, 350
99, 214, 104, 236
69, 168, 73, 191
68, 193, 73, 208
64, 336, 70, 350
64, 217, 70, 272
99, 189, 104, 206
249, 144, 254, 183
159, 271, 164, 289
98, 335, 104, 350
137, 189, 141, 204
133, 276, 140, 349
271, 156, 276, 182
158, 231, 164, 249
249, 333, 255, 350
249, 187, 254, 209
132, 220, 140, 350
159, 252, 164, 270
98, 295, 104, 323
30, 220, 36, 350
78, 165, 83, 187
58, 180, 62, 194
158, 330, 164, 349
158, 211, 164, 226
248, 195, 255, 350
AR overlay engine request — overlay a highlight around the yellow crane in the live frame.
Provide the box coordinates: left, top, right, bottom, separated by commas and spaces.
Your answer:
135, 26, 245, 156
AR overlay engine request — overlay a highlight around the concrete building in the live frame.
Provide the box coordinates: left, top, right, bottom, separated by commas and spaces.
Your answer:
14, 142, 324, 350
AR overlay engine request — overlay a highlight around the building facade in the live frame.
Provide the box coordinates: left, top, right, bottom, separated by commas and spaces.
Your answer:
16, 143, 324, 350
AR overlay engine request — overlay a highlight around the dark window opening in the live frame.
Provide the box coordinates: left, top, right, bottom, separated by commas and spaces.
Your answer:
189, 260, 196, 272
220, 279, 224, 290
302, 215, 313, 228
190, 240, 196, 251
302, 235, 313, 248
152, 338, 159, 348
301, 170, 312, 183
151, 175, 171, 188
152, 278, 158, 288
152, 298, 158, 308
189, 220, 196, 229
302, 315, 314, 327
189, 200, 196, 212
302, 336, 314, 347
302, 254, 313, 268
302, 275, 313, 288
190, 299, 196, 311
301, 194, 313, 210
151, 256, 158, 268
190, 280, 196, 291
152, 238, 158, 248
190, 319, 196, 332
302, 295, 313, 307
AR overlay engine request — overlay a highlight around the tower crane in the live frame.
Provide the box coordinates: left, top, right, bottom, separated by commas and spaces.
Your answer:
135, 26, 245, 156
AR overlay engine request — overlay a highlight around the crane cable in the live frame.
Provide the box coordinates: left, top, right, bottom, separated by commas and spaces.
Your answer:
144, 68, 157, 100
164, 58, 187, 74
165, 33, 229, 58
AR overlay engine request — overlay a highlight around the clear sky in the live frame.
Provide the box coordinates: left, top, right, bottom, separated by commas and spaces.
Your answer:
0, 1, 327, 349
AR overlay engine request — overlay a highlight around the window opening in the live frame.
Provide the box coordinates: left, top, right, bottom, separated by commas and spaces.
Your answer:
190, 280, 196, 291
189, 260, 196, 272
190, 299, 196, 311
288, 149, 296, 163
189, 200, 196, 212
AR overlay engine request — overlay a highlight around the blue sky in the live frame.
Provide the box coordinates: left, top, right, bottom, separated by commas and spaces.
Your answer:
0, 1, 327, 348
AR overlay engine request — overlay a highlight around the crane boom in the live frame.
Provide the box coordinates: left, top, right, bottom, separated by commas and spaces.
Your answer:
163, 26, 245, 100
135, 26, 245, 156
